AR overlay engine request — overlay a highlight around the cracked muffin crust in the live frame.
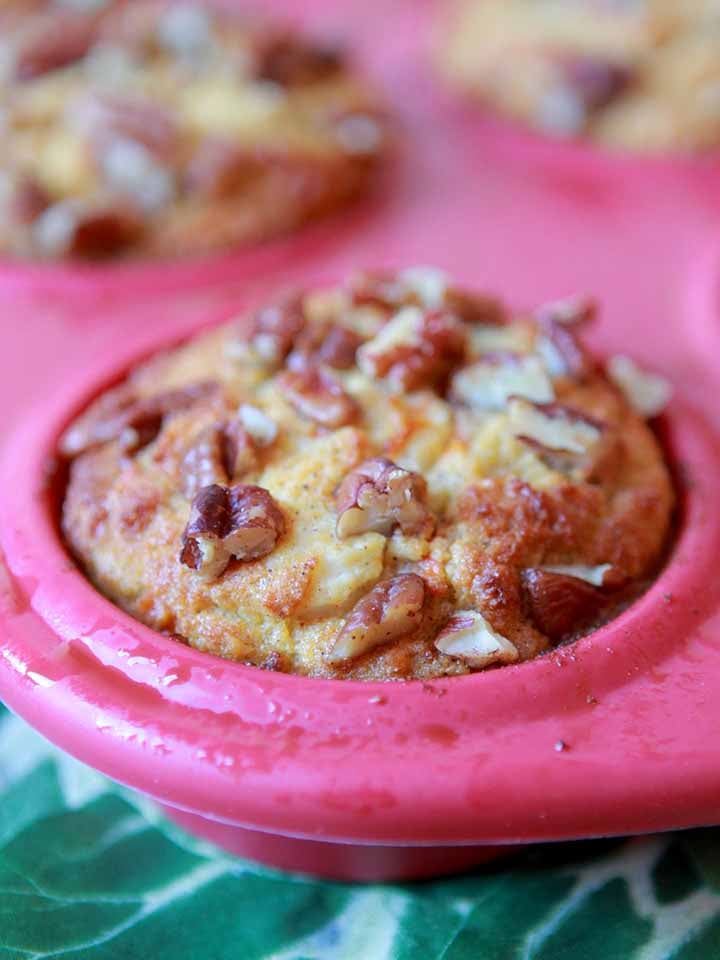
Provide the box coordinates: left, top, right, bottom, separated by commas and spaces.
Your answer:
60, 268, 674, 680
439, 0, 720, 152
0, 0, 386, 259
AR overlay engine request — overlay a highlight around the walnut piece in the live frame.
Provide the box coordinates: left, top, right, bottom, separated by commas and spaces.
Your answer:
451, 353, 554, 411
60, 382, 219, 458
434, 610, 519, 668
278, 368, 358, 428
326, 573, 426, 662
181, 421, 257, 500
335, 456, 435, 539
522, 568, 604, 641
180, 483, 285, 579
357, 306, 466, 390
559, 57, 635, 113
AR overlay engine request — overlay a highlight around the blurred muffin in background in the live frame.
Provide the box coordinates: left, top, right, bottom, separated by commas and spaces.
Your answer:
0, 0, 387, 259
439, 0, 720, 152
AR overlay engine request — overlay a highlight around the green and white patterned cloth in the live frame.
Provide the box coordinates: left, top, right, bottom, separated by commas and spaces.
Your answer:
2, 699, 720, 959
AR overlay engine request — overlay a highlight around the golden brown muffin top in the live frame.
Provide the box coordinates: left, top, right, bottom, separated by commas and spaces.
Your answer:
61, 268, 674, 680
0, 0, 386, 258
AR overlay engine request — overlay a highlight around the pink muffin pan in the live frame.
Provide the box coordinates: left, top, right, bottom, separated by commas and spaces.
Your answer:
3, 0, 720, 882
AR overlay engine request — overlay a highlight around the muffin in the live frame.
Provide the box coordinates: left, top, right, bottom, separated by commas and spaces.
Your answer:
439, 0, 720, 152
0, 0, 386, 259
60, 268, 674, 680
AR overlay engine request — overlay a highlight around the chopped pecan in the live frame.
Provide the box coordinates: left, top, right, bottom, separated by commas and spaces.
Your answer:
32, 200, 145, 259
434, 610, 519, 668
326, 573, 426, 662
445, 289, 507, 326
522, 568, 604, 641
335, 456, 435, 539
450, 353, 554, 411
180, 483, 285, 579
14, 14, 97, 81
242, 293, 306, 367
60, 382, 219, 458
509, 399, 603, 455
357, 306, 466, 391
559, 57, 635, 113
73, 93, 178, 159
184, 141, 262, 199
607, 355, 672, 418
237, 404, 278, 447
278, 368, 358, 428
535, 297, 596, 380
181, 421, 256, 500
349, 267, 448, 312
254, 33, 342, 86
288, 323, 363, 371
11, 176, 51, 224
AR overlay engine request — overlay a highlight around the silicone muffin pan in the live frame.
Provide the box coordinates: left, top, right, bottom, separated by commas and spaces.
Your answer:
2, 0, 720, 882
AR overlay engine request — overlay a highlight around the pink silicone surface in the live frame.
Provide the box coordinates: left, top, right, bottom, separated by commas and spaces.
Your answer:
2, 0, 720, 882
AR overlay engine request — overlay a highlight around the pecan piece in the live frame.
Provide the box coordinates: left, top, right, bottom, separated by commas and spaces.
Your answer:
357, 306, 466, 391
535, 297, 596, 380
254, 33, 342, 86
607, 355, 672, 418
450, 353, 554, 411
180, 483, 285, 579
32, 200, 145, 259
14, 14, 97, 81
278, 368, 358, 428
73, 93, 178, 160
522, 568, 604, 642
181, 421, 256, 500
240, 293, 306, 367
336, 457, 435, 539
509, 399, 603, 455
60, 382, 218, 458
560, 57, 635, 113
434, 610, 519, 668
326, 574, 425, 663
185, 141, 262, 199
288, 323, 363, 371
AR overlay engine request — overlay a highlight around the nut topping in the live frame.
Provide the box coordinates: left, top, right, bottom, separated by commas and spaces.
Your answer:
559, 57, 635, 113
288, 323, 363, 371
254, 34, 342, 86
534, 296, 596, 380
434, 610, 518, 668
180, 483, 285, 579
451, 353, 554, 411
607, 355, 672, 418
245, 293, 306, 367
14, 15, 97, 81
357, 306, 466, 390
32, 200, 145, 259
509, 398, 603, 455
278, 368, 358, 428
237, 404, 278, 447
60, 382, 219, 458
522, 568, 604, 641
181, 421, 256, 500
335, 456, 435, 539
540, 563, 612, 587
326, 573, 425, 662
